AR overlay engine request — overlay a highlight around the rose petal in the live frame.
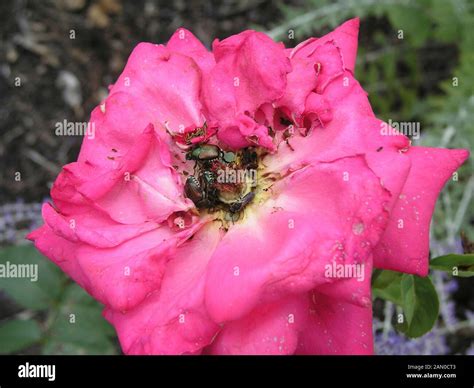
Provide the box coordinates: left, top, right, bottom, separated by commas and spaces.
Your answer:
104, 223, 222, 354
26, 224, 91, 290
275, 57, 319, 120
56, 125, 193, 225
209, 269, 373, 355
202, 30, 291, 149
109, 43, 203, 132
206, 295, 308, 355
216, 114, 275, 150
373, 146, 469, 275
290, 18, 360, 72
44, 208, 204, 312
264, 71, 410, 175
167, 28, 215, 73
41, 202, 159, 248
302, 92, 333, 129
79, 43, 204, 166
296, 287, 373, 355
30, 204, 205, 312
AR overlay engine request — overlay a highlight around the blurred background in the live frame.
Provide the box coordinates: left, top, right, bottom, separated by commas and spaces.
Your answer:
0, 0, 473, 355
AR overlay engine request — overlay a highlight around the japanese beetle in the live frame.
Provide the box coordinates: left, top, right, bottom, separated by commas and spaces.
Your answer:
229, 191, 255, 213
184, 176, 203, 204
186, 144, 221, 161
241, 148, 258, 170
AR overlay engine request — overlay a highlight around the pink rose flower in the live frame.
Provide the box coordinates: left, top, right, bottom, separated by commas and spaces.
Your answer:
28, 19, 469, 355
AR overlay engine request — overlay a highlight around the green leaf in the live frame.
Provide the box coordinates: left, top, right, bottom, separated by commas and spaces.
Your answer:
0, 245, 64, 310
372, 269, 404, 305
430, 253, 474, 277
43, 284, 117, 355
372, 270, 439, 338
397, 274, 439, 338
0, 319, 42, 354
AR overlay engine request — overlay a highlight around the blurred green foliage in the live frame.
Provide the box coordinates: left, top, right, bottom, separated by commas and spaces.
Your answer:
429, 254, 474, 277
0, 246, 118, 354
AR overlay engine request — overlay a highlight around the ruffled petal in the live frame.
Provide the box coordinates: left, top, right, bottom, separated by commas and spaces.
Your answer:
264, 71, 410, 175
216, 113, 275, 150
373, 147, 469, 275
56, 125, 193, 224
104, 223, 223, 354
275, 57, 319, 120
290, 18, 360, 72
39, 203, 205, 311
207, 295, 309, 355
212, 31, 291, 114
202, 30, 291, 149
109, 43, 204, 132
40, 202, 159, 248
26, 224, 91, 290
302, 92, 333, 128
79, 43, 204, 166
167, 28, 215, 73
311, 41, 345, 93
364, 146, 412, 225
